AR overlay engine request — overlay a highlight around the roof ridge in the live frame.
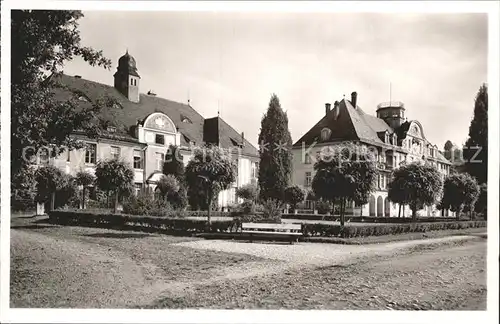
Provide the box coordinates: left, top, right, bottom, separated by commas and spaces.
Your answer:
215, 116, 258, 151
342, 99, 366, 141
62, 74, 206, 120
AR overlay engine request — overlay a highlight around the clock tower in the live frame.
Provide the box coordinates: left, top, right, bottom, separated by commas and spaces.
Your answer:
114, 50, 141, 103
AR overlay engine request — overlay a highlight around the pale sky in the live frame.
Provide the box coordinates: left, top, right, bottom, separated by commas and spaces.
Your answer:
63, 11, 488, 149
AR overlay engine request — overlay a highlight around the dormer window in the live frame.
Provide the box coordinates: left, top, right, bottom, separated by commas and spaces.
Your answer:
392, 134, 398, 145
181, 115, 192, 124
320, 128, 331, 141
78, 95, 89, 102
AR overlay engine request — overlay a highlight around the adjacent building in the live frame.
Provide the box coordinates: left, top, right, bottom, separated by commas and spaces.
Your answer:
41, 51, 259, 209
292, 92, 453, 217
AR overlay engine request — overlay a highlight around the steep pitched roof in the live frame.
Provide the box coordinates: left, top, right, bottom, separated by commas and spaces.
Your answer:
203, 116, 258, 156
53, 74, 258, 157
293, 99, 390, 147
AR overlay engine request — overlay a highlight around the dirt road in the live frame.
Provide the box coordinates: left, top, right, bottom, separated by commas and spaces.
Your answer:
10, 219, 486, 309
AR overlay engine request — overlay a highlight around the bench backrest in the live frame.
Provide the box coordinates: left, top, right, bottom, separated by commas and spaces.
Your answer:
242, 222, 302, 231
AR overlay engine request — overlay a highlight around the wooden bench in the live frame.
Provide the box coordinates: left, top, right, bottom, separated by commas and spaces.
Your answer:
241, 222, 303, 244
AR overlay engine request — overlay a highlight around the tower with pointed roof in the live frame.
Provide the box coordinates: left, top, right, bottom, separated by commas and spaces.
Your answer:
114, 50, 141, 103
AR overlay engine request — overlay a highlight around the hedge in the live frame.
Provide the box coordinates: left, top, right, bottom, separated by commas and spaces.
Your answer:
48, 210, 486, 239
302, 220, 487, 238
48, 210, 237, 234
185, 210, 232, 217
282, 214, 476, 223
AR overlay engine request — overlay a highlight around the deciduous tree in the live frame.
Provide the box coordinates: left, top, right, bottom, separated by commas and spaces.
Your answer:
95, 159, 134, 213
312, 144, 378, 226
185, 146, 236, 228
441, 173, 480, 220
389, 163, 443, 221
35, 165, 64, 211
11, 10, 111, 184
75, 171, 95, 210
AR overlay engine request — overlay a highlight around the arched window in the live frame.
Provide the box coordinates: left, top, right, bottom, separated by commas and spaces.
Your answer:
369, 195, 376, 217
377, 196, 383, 217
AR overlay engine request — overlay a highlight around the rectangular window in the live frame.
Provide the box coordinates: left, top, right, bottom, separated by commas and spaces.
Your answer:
251, 162, 257, 178
155, 134, 165, 145
110, 146, 121, 160
156, 152, 164, 171
85, 143, 97, 164
305, 172, 312, 187
131, 78, 133, 85
67, 149, 71, 162
133, 150, 143, 169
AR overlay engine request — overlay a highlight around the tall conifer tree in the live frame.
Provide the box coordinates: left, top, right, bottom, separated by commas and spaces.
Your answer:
258, 94, 293, 202
464, 84, 488, 184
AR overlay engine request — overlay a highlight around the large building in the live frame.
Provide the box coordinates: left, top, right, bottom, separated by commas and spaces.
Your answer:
42, 51, 259, 209
291, 92, 453, 217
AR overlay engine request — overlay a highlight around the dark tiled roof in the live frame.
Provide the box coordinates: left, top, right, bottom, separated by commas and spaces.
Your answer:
293, 99, 388, 147
54, 74, 258, 157
293, 98, 451, 165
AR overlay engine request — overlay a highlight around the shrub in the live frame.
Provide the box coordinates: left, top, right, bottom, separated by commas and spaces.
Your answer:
236, 183, 259, 202
122, 194, 185, 218
167, 185, 188, 210
262, 199, 282, 222
284, 185, 305, 211
316, 200, 332, 215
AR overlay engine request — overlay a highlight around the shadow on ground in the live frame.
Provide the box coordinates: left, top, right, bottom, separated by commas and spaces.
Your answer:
11, 224, 58, 230
81, 232, 154, 239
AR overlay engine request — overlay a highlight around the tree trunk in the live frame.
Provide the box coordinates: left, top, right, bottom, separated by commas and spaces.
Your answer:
207, 192, 213, 231
114, 191, 119, 214
82, 187, 86, 210
50, 192, 56, 211
411, 204, 417, 222
339, 198, 345, 227
456, 205, 463, 221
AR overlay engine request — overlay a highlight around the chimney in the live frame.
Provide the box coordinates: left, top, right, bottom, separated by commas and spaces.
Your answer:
147, 90, 157, 96
325, 103, 331, 115
74, 75, 82, 79
351, 92, 358, 108
241, 132, 245, 147
333, 101, 340, 120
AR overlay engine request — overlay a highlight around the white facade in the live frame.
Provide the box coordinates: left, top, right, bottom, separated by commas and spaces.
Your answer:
291, 132, 453, 218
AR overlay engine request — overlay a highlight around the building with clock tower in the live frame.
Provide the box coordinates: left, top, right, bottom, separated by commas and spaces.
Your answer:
291, 92, 453, 217
41, 51, 259, 210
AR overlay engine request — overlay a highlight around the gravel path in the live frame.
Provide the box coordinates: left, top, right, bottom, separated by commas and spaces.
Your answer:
154, 240, 486, 309
174, 235, 482, 266
10, 219, 487, 309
